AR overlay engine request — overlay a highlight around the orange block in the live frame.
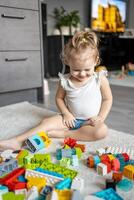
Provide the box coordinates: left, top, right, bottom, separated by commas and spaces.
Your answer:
87, 156, 94, 168
75, 144, 85, 152
112, 171, 123, 182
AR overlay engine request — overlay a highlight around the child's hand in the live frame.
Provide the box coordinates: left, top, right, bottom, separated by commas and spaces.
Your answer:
62, 113, 76, 128
88, 116, 103, 126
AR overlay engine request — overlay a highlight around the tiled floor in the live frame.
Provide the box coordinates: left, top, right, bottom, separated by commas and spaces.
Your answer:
40, 78, 134, 135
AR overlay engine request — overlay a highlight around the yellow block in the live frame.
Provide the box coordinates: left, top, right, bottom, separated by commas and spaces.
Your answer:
38, 131, 51, 147
123, 165, 134, 180
107, 154, 115, 161
27, 177, 46, 191
55, 190, 72, 200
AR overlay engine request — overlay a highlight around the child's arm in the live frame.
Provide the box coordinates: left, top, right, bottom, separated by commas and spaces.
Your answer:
98, 75, 113, 121
55, 82, 76, 128
89, 75, 113, 126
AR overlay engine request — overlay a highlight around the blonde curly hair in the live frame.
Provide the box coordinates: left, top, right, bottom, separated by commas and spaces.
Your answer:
61, 31, 100, 66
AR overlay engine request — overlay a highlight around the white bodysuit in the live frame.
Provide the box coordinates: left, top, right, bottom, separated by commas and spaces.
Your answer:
59, 72, 103, 120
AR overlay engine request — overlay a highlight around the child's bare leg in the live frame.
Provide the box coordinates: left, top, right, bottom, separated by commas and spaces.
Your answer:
48, 123, 108, 141
0, 114, 66, 150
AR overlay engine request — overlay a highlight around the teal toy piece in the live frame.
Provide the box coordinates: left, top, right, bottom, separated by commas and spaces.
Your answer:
94, 188, 123, 200
55, 178, 72, 190
117, 178, 133, 192
25, 134, 45, 153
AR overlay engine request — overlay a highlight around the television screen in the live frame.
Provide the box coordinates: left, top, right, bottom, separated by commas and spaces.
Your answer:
91, 0, 126, 33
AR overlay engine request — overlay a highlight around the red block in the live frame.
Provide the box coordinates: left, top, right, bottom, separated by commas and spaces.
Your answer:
64, 137, 77, 148
111, 158, 120, 171
0, 167, 26, 190
122, 153, 129, 162
100, 154, 110, 163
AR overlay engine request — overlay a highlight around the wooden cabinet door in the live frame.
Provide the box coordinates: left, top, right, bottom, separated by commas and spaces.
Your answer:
0, 7, 40, 50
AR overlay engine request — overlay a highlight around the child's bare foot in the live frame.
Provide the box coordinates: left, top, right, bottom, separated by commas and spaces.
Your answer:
0, 138, 22, 151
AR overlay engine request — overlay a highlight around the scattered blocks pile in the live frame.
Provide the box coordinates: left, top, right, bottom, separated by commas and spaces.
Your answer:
0, 135, 134, 200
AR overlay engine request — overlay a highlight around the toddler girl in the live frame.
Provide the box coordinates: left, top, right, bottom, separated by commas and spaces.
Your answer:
0, 31, 113, 150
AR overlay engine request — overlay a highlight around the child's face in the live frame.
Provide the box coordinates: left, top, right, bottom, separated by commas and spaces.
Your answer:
68, 49, 96, 82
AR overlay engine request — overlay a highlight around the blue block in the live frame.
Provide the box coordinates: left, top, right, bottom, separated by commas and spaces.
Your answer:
94, 188, 123, 200
55, 178, 72, 190
117, 178, 133, 192
25, 134, 45, 153
35, 168, 64, 178
71, 119, 87, 130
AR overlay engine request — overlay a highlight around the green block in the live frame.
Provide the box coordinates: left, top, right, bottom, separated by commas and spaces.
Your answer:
40, 161, 78, 179
75, 147, 82, 159
2, 192, 25, 200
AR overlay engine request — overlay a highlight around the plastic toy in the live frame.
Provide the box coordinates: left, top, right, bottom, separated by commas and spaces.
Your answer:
94, 188, 123, 200
112, 171, 123, 182
17, 150, 29, 166
87, 156, 94, 168
96, 148, 106, 156
25, 131, 51, 153
71, 177, 84, 192
15, 188, 27, 198
60, 158, 71, 167
64, 138, 77, 148
40, 161, 78, 179
61, 149, 72, 158
71, 119, 88, 130
0, 158, 18, 176
52, 189, 72, 200
116, 178, 133, 192
97, 163, 108, 176
123, 164, 134, 180
55, 178, 72, 190
2, 192, 25, 200
40, 185, 53, 196
106, 179, 116, 190
0, 150, 13, 160
25, 169, 63, 186
71, 190, 84, 200
35, 168, 64, 178
32, 153, 51, 164
26, 186, 39, 200
27, 177, 46, 191
75, 143, 85, 152
71, 155, 79, 167
105, 146, 134, 159
111, 158, 120, 171
0, 167, 26, 191
0, 185, 8, 195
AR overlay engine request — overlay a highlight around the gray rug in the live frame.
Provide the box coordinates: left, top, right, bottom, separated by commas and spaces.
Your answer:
0, 101, 134, 199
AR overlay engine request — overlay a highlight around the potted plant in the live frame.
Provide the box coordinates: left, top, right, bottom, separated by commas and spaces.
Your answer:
69, 10, 81, 35
52, 7, 80, 35
53, 6, 70, 35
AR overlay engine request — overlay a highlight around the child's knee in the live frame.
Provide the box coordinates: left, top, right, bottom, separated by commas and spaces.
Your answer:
94, 124, 108, 140
41, 118, 49, 125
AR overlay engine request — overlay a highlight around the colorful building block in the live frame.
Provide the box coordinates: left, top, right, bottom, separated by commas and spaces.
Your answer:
112, 171, 123, 182
25, 131, 51, 153
94, 188, 123, 200
55, 178, 72, 190
97, 163, 107, 176
71, 177, 84, 192
123, 164, 134, 180
40, 161, 78, 179
25, 169, 63, 186
27, 177, 46, 191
